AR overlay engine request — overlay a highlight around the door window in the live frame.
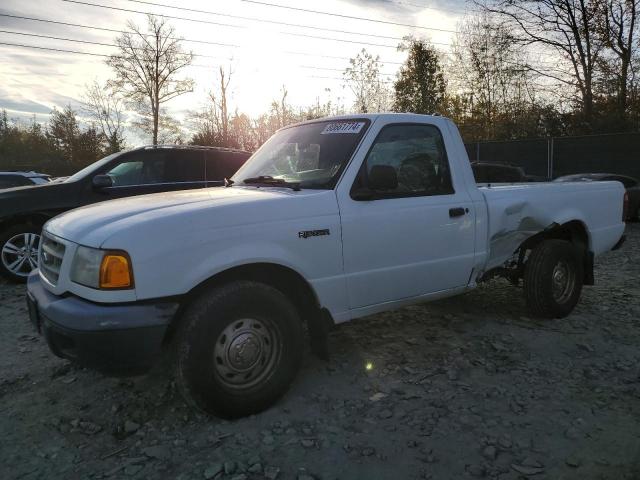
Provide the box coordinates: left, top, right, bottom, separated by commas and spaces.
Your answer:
163, 150, 205, 183
105, 150, 204, 186
206, 151, 250, 181
355, 124, 454, 198
107, 160, 144, 186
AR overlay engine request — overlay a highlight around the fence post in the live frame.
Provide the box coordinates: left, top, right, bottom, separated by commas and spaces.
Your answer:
549, 137, 554, 179
546, 138, 551, 179
476, 141, 480, 162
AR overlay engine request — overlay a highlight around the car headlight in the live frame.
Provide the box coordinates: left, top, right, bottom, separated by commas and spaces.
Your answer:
70, 246, 134, 289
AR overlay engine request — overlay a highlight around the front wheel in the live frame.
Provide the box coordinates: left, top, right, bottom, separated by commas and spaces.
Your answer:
523, 239, 584, 319
175, 281, 303, 418
0, 224, 41, 283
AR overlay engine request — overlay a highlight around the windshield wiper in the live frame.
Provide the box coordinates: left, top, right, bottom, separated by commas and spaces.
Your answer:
242, 175, 301, 191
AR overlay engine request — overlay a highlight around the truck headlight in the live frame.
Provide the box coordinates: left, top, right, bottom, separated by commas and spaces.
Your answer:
70, 246, 134, 289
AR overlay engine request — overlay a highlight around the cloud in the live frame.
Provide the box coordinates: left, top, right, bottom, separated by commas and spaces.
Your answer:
1, 0, 464, 145
0, 1, 124, 45
1, 98, 52, 116
342, 0, 412, 12
0, 80, 86, 121
341, 0, 467, 16
2, 53, 70, 73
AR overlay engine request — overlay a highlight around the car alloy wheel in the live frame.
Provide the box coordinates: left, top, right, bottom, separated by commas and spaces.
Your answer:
1, 232, 40, 278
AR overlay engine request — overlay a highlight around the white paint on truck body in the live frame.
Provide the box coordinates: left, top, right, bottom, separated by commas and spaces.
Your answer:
43, 113, 626, 322
480, 182, 624, 272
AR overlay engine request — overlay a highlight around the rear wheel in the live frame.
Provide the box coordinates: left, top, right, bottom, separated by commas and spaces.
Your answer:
175, 281, 303, 418
0, 224, 41, 283
523, 239, 584, 319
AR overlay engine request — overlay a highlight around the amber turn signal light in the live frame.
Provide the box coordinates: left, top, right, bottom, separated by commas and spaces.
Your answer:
99, 252, 133, 289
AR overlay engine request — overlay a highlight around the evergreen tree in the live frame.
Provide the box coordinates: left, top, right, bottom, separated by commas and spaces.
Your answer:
393, 40, 447, 115
48, 106, 80, 166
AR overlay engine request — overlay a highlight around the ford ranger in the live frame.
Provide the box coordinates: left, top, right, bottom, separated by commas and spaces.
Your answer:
26, 114, 627, 418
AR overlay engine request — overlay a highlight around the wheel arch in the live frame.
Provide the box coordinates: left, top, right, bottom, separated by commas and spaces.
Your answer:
164, 262, 333, 353
519, 220, 593, 285
520, 220, 590, 252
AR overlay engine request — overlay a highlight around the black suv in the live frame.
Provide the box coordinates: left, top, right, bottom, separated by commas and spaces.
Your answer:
0, 145, 250, 282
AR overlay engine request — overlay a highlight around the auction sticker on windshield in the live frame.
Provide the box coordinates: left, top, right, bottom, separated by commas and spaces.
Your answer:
321, 122, 366, 134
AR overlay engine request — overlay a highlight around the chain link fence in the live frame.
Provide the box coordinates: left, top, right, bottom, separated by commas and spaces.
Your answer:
465, 132, 640, 180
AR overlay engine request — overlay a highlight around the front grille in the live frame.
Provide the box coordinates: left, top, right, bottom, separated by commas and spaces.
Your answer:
40, 233, 66, 285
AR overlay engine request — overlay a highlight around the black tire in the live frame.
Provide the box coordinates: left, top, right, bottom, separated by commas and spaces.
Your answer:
523, 239, 584, 319
0, 224, 42, 283
175, 281, 303, 418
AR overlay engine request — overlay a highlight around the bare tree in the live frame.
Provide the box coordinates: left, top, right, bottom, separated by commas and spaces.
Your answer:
484, 0, 604, 125
343, 49, 391, 113
106, 15, 193, 145
211, 67, 232, 145
133, 111, 185, 144
451, 13, 538, 139
228, 112, 256, 151
599, 0, 638, 117
189, 66, 235, 147
270, 86, 294, 129
303, 88, 346, 119
189, 104, 219, 146
82, 80, 126, 153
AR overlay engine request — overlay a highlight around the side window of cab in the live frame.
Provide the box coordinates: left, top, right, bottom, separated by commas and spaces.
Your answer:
352, 124, 454, 198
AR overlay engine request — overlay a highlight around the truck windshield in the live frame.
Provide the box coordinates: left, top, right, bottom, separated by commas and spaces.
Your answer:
232, 119, 370, 189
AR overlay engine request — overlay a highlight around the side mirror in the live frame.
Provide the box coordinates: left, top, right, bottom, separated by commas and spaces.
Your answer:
92, 174, 113, 189
351, 188, 374, 201
368, 165, 398, 191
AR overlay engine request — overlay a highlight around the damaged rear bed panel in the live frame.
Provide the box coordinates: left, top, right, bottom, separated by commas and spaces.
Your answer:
478, 181, 626, 272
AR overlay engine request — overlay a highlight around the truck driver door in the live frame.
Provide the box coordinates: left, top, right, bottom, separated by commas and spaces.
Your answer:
337, 122, 476, 310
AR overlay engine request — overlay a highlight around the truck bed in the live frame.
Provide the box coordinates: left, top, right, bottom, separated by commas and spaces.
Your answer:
479, 181, 626, 271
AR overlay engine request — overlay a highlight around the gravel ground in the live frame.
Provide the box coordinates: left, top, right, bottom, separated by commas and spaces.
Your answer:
1, 224, 639, 480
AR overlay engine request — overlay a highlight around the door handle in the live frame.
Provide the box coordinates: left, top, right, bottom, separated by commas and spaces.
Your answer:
449, 207, 467, 218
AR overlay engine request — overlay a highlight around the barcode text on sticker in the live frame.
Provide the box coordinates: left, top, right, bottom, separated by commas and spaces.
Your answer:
321, 122, 365, 134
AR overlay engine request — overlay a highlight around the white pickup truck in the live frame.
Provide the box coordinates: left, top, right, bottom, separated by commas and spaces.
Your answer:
27, 114, 627, 417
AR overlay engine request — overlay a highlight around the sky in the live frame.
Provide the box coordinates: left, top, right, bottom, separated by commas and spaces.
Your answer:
0, 0, 469, 144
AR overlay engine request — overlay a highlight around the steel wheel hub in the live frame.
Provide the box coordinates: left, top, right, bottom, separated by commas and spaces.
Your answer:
213, 318, 280, 390
551, 260, 574, 302
2, 233, 40, 277
228, 332, 261, 370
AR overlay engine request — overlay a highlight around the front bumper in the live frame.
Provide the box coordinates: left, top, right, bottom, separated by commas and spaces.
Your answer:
26, 272, 180, 372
